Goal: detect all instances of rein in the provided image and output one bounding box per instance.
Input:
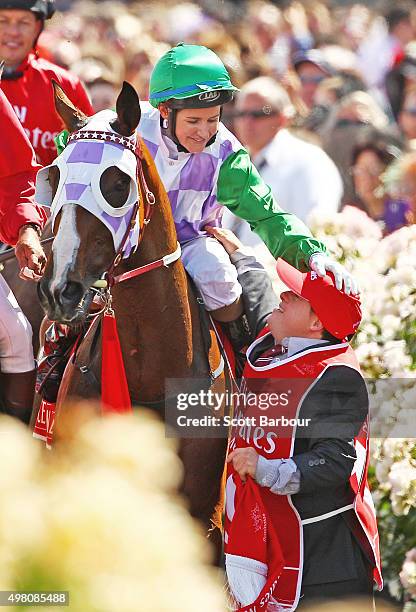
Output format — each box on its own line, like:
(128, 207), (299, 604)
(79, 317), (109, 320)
(101, 137), (181, 289)
(110, 242), (182, 286)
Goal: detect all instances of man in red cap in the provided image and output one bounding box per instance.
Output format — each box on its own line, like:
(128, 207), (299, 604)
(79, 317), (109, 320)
(207, 227), (382, 611)
(0, 84), (46, 422)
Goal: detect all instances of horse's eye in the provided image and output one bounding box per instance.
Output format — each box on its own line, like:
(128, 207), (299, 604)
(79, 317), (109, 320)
(115, 178), (130, 192)
(100, 168), (131, 208)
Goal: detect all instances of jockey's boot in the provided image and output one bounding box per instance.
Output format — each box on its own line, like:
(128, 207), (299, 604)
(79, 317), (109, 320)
(0, 369), (36, 425)
(211, 298), (251, 352)
(220, 314), (251, 378)
(220, 314), (251, 353)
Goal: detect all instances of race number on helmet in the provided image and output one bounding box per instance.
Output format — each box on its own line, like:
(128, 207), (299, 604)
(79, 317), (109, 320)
(149, 43), (238, 108)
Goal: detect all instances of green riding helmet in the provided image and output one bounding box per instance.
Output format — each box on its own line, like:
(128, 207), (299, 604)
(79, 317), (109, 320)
(149, 44), (237, 150)
(149, 43), (238, 109)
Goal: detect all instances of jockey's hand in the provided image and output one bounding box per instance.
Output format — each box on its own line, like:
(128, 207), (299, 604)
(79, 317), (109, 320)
(309, 252), (359, 296)
(227, 447), (259, 482)
(15, 225), (46, 279)
(205, 226), (244, 255)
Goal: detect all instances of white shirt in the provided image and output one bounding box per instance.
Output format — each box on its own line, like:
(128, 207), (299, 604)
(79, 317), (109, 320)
(254, 129), (342, 224)
(281, 336), (331, 359)
(222, 129), (342, 246)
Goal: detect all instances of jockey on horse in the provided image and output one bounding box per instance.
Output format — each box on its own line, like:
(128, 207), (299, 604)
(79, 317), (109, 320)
(0, 83), (46, 422)
(142, 44), (358, 341)
(50, 43), (359, 341)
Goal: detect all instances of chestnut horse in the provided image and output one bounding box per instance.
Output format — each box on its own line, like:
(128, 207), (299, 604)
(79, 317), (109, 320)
(35, 82), (229, 555)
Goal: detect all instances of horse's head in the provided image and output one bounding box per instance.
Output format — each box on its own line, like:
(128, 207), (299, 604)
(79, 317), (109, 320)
(37, 81), (141, 324)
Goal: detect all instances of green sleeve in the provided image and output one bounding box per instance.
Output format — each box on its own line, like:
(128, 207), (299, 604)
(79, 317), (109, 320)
(217, 150), (327, 271)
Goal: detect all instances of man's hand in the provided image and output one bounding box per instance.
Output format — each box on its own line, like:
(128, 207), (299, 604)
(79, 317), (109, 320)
(205, 226), (244, 255)
(227, 447), (259, 482)
(309, 252), (359, 295)
(15, 225), (46, 280)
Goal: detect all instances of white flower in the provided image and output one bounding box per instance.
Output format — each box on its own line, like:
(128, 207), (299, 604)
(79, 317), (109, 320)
(0, 414), (225, 610)
(389, 460), (416, 515)
(400, 549), (416, 598)
(380, 314), (401, 340)
(383, 340), (412, 375)
(375, 457), (393, 486)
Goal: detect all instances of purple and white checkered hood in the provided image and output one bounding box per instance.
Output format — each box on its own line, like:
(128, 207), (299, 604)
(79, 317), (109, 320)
(35, 110), (140, 259)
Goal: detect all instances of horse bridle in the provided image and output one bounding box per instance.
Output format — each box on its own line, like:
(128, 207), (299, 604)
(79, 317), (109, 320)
(63, 129), (182, 294)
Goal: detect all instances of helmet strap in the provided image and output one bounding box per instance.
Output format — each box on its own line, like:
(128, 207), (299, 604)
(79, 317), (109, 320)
(160, 107), (186, 151)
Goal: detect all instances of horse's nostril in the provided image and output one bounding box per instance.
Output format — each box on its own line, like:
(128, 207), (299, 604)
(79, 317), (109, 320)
(61, 281), (83, 305)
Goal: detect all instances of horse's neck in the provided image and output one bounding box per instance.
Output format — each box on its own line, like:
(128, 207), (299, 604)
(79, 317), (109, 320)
(110, 158), (209, 402)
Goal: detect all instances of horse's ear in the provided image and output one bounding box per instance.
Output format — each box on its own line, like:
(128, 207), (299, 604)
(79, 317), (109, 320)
(0, 61), (4, 81)
(52, 80), (88, 133)
(111, 81), (141, 137)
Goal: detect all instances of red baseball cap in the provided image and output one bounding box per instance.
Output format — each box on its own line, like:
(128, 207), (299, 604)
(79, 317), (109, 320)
(276, 259), (362, 340)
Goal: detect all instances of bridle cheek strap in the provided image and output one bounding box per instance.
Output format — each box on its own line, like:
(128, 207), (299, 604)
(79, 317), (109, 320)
(93, 136), (181, 290)
(101, 137), (157, 285)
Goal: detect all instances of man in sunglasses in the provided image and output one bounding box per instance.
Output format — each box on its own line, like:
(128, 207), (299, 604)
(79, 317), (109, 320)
(293, 49), (333, 111)
(224, 75), (342, 235)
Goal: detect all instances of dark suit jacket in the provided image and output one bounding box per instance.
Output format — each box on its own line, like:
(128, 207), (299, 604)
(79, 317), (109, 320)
(234, 254), (373, 586)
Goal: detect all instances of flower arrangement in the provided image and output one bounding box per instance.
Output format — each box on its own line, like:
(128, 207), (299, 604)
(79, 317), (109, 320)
(309, 207), (416, 605)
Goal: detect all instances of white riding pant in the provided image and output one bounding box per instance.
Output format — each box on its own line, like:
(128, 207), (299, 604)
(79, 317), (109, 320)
(0, 274), (35, 373)
(181, 236), (242, 311)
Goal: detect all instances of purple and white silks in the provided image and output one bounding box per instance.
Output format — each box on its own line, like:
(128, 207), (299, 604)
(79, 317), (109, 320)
(138, 101), (241, 244)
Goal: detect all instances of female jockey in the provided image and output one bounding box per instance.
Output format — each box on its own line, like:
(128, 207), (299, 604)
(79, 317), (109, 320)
(140, 44), (356, 334)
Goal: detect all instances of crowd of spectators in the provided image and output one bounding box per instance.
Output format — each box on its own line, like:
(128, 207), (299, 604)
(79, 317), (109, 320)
(32, 0), (416, 235)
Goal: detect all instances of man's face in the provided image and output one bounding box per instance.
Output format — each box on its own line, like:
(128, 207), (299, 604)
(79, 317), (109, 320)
(267, 290), (321, 342)
(296, 62), (327, 109)
(234, 92), (281, 154)
(0, 9), (41, 67)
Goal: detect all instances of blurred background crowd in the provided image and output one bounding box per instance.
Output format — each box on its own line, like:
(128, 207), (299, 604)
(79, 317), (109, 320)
(35, 0), (416, 237)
